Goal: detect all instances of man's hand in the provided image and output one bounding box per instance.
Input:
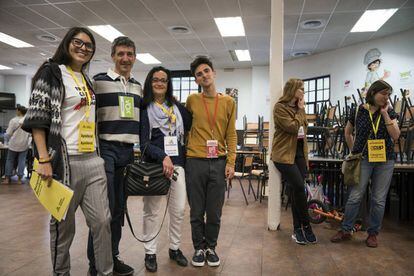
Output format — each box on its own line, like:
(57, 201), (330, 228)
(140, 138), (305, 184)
(225, 165), (235, 180)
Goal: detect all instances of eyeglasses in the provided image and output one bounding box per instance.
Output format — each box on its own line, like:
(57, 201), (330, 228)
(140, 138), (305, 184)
(71, 38), (94, 52)
(151, 78), (168, 84)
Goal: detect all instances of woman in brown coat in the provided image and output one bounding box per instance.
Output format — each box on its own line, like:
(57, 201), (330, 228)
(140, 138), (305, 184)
(271, 78), (316, 245)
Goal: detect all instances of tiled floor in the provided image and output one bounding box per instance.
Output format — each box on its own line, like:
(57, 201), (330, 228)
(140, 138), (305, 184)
(1, 179), (413, 276)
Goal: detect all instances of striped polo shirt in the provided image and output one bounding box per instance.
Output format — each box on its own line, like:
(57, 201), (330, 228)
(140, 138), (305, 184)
(93, 68), (142, 144)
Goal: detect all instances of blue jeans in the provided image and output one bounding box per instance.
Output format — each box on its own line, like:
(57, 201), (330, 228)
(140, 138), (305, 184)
(342, 159), (394, 235)
(5, 149), (28, 178)
(87, 140), (134, 267)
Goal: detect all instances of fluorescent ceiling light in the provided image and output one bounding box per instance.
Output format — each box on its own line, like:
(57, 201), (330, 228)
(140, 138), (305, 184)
(351, 9), (398, 32)
(136, 53), (161, 64)
(235, 50), (251, 61)
(0, 65), (12, 70)
(0, 32), (34, 48)
(88, 25), (124, 42)
(214, 17), (245, 37)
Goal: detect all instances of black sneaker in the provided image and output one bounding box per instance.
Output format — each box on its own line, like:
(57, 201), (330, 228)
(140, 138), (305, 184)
(303, 224), (317, 244)
(205, 248), (220, 267)
(191, 249), (205, 267)
(145, 254), (157, 273)
(292, 228), (307, 245)
(113, 257), (134, 275)
(169, 248), (188, 267)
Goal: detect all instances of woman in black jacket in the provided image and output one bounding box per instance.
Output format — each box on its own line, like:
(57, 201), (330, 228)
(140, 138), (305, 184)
(139, 66), (192, 272)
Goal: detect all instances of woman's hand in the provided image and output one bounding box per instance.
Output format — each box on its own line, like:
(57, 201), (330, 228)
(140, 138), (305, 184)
(297, 96), (305, 110)
(380, 102), (390, 116)
(37, 162), (53, 186)
(162, 156), (174, 179)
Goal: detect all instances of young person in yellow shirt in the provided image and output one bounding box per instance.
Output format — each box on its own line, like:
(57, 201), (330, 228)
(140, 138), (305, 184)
(185, 57), (236, 267)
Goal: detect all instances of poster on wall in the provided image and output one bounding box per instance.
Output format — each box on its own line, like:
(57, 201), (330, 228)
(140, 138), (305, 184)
(363, 48), (390, 94)
(225, 88), (238, 119)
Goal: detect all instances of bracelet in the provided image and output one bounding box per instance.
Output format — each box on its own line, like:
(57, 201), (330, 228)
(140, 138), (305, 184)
(38, 157), (51, 163)
(385, 122), (393, 126)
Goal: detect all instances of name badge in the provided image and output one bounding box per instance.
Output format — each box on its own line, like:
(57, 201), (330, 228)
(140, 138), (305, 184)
(298, 126), (305, 139)
(206, 140), (219, 158)
(164, 136), (179, 156)
(119, 95), (134, 119)
(368, 139), (386, 162)
(78, 121), (95, 152)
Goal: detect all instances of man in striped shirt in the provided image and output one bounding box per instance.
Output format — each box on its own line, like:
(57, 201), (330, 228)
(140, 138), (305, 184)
(87, 36), (141, 276)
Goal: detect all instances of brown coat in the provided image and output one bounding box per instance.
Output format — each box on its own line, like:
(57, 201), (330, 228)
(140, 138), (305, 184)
(271, 102), (308, 165)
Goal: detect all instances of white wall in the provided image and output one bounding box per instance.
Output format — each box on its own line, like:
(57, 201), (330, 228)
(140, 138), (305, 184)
(284, 28), (414, 106)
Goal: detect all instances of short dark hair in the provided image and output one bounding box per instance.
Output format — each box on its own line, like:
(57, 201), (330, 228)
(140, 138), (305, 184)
(142, 66), (177, 108)
(111, 36), (136, 56)
(17, 105), (27, 115)
(190, 56), (214, 77)
(365, 80), (393, 105)
(367, 59), (380, 70)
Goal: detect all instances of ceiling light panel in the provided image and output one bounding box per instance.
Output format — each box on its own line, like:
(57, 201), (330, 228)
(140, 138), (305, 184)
(136, 53), (161, 64)
(214, 17), (246, 37)
(88, 25), (124, 42)
(0, 32), (34, 48)
(351, 9), (398, 32)
(0, 65), (13, 70)
(235, 50), (251, 61)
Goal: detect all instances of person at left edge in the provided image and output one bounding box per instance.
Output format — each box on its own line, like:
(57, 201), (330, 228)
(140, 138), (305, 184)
(87, 37), (142, 276)
(22, 27), (113, 276)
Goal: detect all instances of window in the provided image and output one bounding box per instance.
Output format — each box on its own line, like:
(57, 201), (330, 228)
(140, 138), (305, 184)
(303, 75), (330, 114)
(171, 70), (200, 103)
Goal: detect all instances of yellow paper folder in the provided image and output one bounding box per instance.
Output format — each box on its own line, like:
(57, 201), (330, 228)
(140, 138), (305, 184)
(30, 160), (73, 221)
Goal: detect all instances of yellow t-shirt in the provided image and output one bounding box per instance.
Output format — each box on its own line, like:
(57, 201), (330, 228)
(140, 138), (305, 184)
(185, 93), (237, 166)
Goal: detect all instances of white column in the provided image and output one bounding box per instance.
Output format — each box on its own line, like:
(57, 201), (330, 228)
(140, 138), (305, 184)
(267, 0), (284, 230)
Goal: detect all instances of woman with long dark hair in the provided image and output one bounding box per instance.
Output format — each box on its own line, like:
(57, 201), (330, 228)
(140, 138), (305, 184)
(22, 27), (113, 275)
(271, 78), (317, 245)
(139, 66), (192, 272)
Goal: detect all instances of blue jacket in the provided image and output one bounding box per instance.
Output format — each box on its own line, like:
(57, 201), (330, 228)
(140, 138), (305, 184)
(139, 102), (192, 166)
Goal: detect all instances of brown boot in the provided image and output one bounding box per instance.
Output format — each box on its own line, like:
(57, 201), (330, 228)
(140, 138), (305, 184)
(366, 234), (378, 248)
(330, 230), (352, 243)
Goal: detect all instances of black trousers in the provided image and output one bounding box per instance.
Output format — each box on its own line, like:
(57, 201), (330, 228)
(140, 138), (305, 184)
(87, 140), (134, 267)
(275, 157), (309, 229)
(186, 158), (226, 250)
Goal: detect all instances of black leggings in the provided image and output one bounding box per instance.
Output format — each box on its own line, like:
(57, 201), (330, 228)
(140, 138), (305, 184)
(275, 157), (309, 229)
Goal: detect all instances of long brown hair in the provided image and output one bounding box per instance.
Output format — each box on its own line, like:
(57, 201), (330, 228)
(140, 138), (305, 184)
(278, 78), (303, 103)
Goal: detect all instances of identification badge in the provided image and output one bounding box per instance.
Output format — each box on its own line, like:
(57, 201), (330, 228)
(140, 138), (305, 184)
(206, 140), (219, 158)
(298, 126), (305, 139)
(78, 121), (95, 152)
(118, 95), (134, 119)
(164, 136), (179, 156)
(368, 139), (386, 162)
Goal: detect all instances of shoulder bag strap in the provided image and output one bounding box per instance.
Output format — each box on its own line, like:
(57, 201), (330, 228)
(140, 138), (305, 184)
(124, 192), (170, 243)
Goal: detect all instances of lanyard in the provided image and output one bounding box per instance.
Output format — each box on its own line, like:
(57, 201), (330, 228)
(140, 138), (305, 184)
(367, 104), (381, 138)
(201, 93), (219, 137)
(66, 66), (92, 119)
(155, 102), (176, 133)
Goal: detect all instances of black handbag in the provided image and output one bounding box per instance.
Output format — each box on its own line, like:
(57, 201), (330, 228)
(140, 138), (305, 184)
(123, 144), (177, 243)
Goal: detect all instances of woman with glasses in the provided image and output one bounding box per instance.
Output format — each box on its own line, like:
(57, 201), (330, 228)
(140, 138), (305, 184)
(139, 66), (192, 272)
(331, 80), (400, 247)
(22, 27), (113, 275)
